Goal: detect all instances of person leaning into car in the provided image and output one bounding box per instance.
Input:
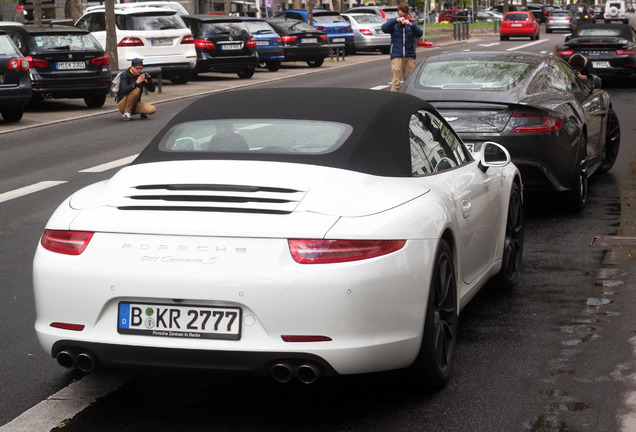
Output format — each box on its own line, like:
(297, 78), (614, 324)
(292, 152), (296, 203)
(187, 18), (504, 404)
(381, 3), (423, 92)
(117, 58), (156, 121)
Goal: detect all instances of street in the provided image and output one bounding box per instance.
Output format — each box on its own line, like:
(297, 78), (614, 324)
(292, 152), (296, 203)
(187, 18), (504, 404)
(2, 31), (636, 431)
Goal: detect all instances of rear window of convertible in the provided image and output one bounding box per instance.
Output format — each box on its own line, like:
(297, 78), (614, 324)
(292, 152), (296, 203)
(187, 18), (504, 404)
(158, 119), (353, 154)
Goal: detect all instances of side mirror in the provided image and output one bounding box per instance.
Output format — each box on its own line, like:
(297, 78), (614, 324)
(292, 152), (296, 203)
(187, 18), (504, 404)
(478, 141), (511, 172)
(565, 35), (571, 42)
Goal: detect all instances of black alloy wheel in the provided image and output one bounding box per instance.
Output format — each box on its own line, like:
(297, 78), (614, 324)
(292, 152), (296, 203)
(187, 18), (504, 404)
(237, 69), (255, 79)
(496, 182), (523, 291)
(306, 58), (324, 68)
(84, 95), (106, 108)
(597, 108), (620, 175)
(565, 135), (588, 212)
(1, 108), (24, 122)
(407, 239), (458, 389)
(266, 61), (281, 72)
(170, 71), (191, 84)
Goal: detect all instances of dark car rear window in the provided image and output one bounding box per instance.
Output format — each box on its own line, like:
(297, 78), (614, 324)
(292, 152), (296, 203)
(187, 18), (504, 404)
(550, 11), (571, 16)
(243, 20), (276, 34)
(575, 27), (628, 37)
(313, 13), (348, 23)
(505, 13), (530, 20)
(29, 32), (102, 51)
(117, 12), (186, 31)
(199, 22), (248, 37)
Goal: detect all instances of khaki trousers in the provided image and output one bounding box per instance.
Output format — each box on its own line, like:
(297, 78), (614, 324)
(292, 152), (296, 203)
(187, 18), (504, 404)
(390, 57), (416, 92)
(117, 87), (157, 115)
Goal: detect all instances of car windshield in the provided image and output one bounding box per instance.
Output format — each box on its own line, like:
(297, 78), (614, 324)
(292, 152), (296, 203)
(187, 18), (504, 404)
(0, 34), (20, 55)
(351, 14), (385, 24)
(158, 119), (352, 154)
(243, 20), (275, 34)
(200, 22), (246, 36)
(118, 12), (186, 30)
(416, 60), (530, 89)
(313, 14), (347, 23)
(29, 32), (102, 51)
(505, 13), (530, 20)
(575, 27), (626, 37)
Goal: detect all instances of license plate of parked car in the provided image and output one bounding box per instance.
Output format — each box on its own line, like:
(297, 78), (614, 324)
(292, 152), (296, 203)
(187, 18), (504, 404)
(117, 302), (241, 340)
(301, 38), (317, 44)
(333, 37), (345, 43)
(56, 61), (86, 70)
(592, 61), (610, 68)
(511, 23), (522, 27)
(151, 39), (173, 46)
(221, 44), (242, 50)
(256, 40), (269, 46)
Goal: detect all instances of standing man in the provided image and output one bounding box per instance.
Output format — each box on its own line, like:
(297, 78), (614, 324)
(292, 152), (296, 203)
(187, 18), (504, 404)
(117, 58), (156, 121)
(382, 3), (423, 92)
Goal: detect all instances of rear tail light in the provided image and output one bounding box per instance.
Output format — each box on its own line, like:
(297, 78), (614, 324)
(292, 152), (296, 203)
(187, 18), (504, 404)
(8, 57), (29, 71)
(41, 230), (94, 255)
(319, 34), (329, 42)
(314, 26), (327, 31)
(555, 49), (574, 56)
(510, 114), (562, 133)
(360, 29), (373, 36)
(26, 56), (48, 69)
(246, 37), (257, 48)
(380, 10), (387, 19)
(617, 49), (636, 55)
(565, 17), (571, 20)
(548, 17), (554, 21)
(288, 239), (406, 264)
(195, 39), (215, 49)
(181, 34), (195, 44)
(281, 35), (298, 43)
(117, 37), (144, 47)
(91, 54), (110, 66)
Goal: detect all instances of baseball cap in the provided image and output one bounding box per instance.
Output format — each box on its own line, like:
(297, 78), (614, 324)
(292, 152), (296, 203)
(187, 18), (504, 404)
(131, 58), (143, 67)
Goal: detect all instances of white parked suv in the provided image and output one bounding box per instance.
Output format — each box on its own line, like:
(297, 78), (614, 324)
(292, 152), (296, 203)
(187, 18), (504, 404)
(76, 4), (196, 83)
(604, 0), (629, 23)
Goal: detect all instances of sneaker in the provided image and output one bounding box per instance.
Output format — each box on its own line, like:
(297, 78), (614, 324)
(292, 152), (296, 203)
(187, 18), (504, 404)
(122, 112), (131, 121)
(140, 114), (148, 119)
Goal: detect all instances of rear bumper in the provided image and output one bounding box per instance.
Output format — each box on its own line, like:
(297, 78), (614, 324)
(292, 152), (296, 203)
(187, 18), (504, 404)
(195, 55), (259, 73)
(0, 83), (32, 107)
(283, 46), (330, 61)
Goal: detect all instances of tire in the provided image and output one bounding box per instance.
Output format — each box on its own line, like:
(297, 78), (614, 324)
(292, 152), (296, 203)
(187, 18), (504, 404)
(1, 108), (24, 122)
(565, 135), (588, 212)
(535, 31), (540, 40)
(346, 44), (357, 55)
(266, 61), (281, 72)
(237, 69), (255, 79)
(84, 95), (106, 108)
(495, 182), (523, 291)
(380, 46), (390, 55)
(500, 35), (508, 41)
(597, 108), (620, 175)
(306, 58), (324, 68)
(406, 239), (458, 390)
(170, 71), (191, 84)
(546, 28), (552, 33)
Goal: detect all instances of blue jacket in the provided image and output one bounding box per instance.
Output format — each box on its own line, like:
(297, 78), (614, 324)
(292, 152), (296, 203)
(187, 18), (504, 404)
(381, 18), (423, 59)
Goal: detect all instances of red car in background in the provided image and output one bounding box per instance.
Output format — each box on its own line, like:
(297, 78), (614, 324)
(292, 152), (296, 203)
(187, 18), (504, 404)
(438, 9), (470, 22)
(500, 11), (541, 40)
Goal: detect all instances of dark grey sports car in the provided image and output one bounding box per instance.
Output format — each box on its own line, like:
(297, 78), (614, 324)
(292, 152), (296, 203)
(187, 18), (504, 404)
(402, 51), (621, 211)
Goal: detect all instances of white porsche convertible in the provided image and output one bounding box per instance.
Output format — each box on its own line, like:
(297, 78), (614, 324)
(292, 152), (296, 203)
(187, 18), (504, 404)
(33, 88), (523, 389)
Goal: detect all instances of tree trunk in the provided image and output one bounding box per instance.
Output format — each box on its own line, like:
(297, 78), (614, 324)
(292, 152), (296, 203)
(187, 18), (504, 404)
(331, 0), (340, 13)
(33, 0), (42, 26)
(105, 0), (119, 71)
(224, 0), (230, 14)
(292, 0), (301, 9)
(64, 0), (83, 22)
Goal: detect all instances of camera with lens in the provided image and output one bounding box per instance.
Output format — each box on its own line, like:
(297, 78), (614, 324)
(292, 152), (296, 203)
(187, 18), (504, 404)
(143, 72), (151, 80)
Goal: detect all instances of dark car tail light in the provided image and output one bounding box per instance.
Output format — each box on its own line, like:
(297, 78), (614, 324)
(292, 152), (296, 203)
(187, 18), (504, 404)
(181, 34), (194, 44)
(195, 39), (215, 49)
(314, 26), (327, 31)
(510, 114), (562, 133)
(617, 49), (636, 56)
(41, 230), (94, 255)
(319, 34), (329, 41)
(360, 29), (373, 36)
(117, 37), (144, 47)
(246, 37), (257, 48)
(288, 239), (406, 264)
(26, 56), (48, 69)
(555, 49), (574, 56)
(91, 55), (110, 66)
(281, 35), (297, 43)
(8, 58), (29, 71)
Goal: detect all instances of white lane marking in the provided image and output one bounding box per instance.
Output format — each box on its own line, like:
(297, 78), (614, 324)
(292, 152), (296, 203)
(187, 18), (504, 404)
(0, 181), (67, 204)
(0, 371), (134, 432)
(479, 43), (500, 47)
(79, 155), (138, 173)
(506, 39), (548, 51)
(371, 85), (390, 90)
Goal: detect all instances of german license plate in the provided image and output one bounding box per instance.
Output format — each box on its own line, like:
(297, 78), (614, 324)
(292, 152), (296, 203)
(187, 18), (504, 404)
(56, 61), (86, 70)
(301, 38), (317, 44)
(221, 44), (242, 50)
(332, 37), (345, 43)
(117, 302), (241, 340)
(511, 23), (522, 27)
(151, 38), (173, 46)
(256, 40), (269, 46)
(592, 61), (610, 68)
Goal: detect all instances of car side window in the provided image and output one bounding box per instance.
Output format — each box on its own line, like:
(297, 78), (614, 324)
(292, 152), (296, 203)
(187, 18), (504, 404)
(76, 15), (90, 31)
(409, 110), (467, 176)
(555, 60), (586, 93)
(7, 32), (25, 54)
(546, 65), (569, 92)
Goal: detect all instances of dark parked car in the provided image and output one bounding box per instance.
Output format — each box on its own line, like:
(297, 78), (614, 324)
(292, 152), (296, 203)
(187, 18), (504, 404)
(0, 30), (31, 122)
(527, 4), (553, 23)
(566, 3), (596, 23)
(266, 18), (330, 68)
(273, 9), (354, 54)
(556, 23), (636, 81)
(181, 15), (258, 79)
(592, 4), (605, 20)
(0, 24), (110, 107)
(401, 51), (621, 211)
(240, 17), (284, 72)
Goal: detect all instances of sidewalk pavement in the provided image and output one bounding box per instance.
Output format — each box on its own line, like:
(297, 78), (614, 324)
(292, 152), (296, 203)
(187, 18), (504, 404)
(0, 31), (495, 135)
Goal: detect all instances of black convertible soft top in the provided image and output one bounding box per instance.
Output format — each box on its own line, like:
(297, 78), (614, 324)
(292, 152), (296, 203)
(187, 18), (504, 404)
(134, 88), (436, 177)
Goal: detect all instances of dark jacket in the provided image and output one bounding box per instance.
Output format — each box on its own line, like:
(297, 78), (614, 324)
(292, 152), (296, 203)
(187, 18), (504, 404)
(381, 18), (423, 59)
(116, 67), (155, 102)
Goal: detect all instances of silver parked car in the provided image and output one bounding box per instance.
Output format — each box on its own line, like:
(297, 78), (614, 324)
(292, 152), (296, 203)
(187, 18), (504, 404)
(344, 5), (398, 20)
(546, 9), (578, 33)
(341, 13), (391, 54)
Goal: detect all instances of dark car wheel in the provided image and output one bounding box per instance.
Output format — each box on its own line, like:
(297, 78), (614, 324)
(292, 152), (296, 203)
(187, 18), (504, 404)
(546, 28), (552, 33)
(496, 182), (523, 291)
(406, 239), (457, 390)
(1, 108), (24, 122)
(84, 95), (106, 108)
(307, 58), (324, 68)
(380, 46), (390, 54)
(500, 35), (509, 41)
(565, 135), (588, 212)
(170, 71), (191, 84)
(237, 69), (255, 79)
(597, 108), (621, 175)
(266, 61), (281, 72)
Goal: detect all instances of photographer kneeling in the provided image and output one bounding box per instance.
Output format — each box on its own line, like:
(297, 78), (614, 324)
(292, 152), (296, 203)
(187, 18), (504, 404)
(117, 58), (156, 121)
